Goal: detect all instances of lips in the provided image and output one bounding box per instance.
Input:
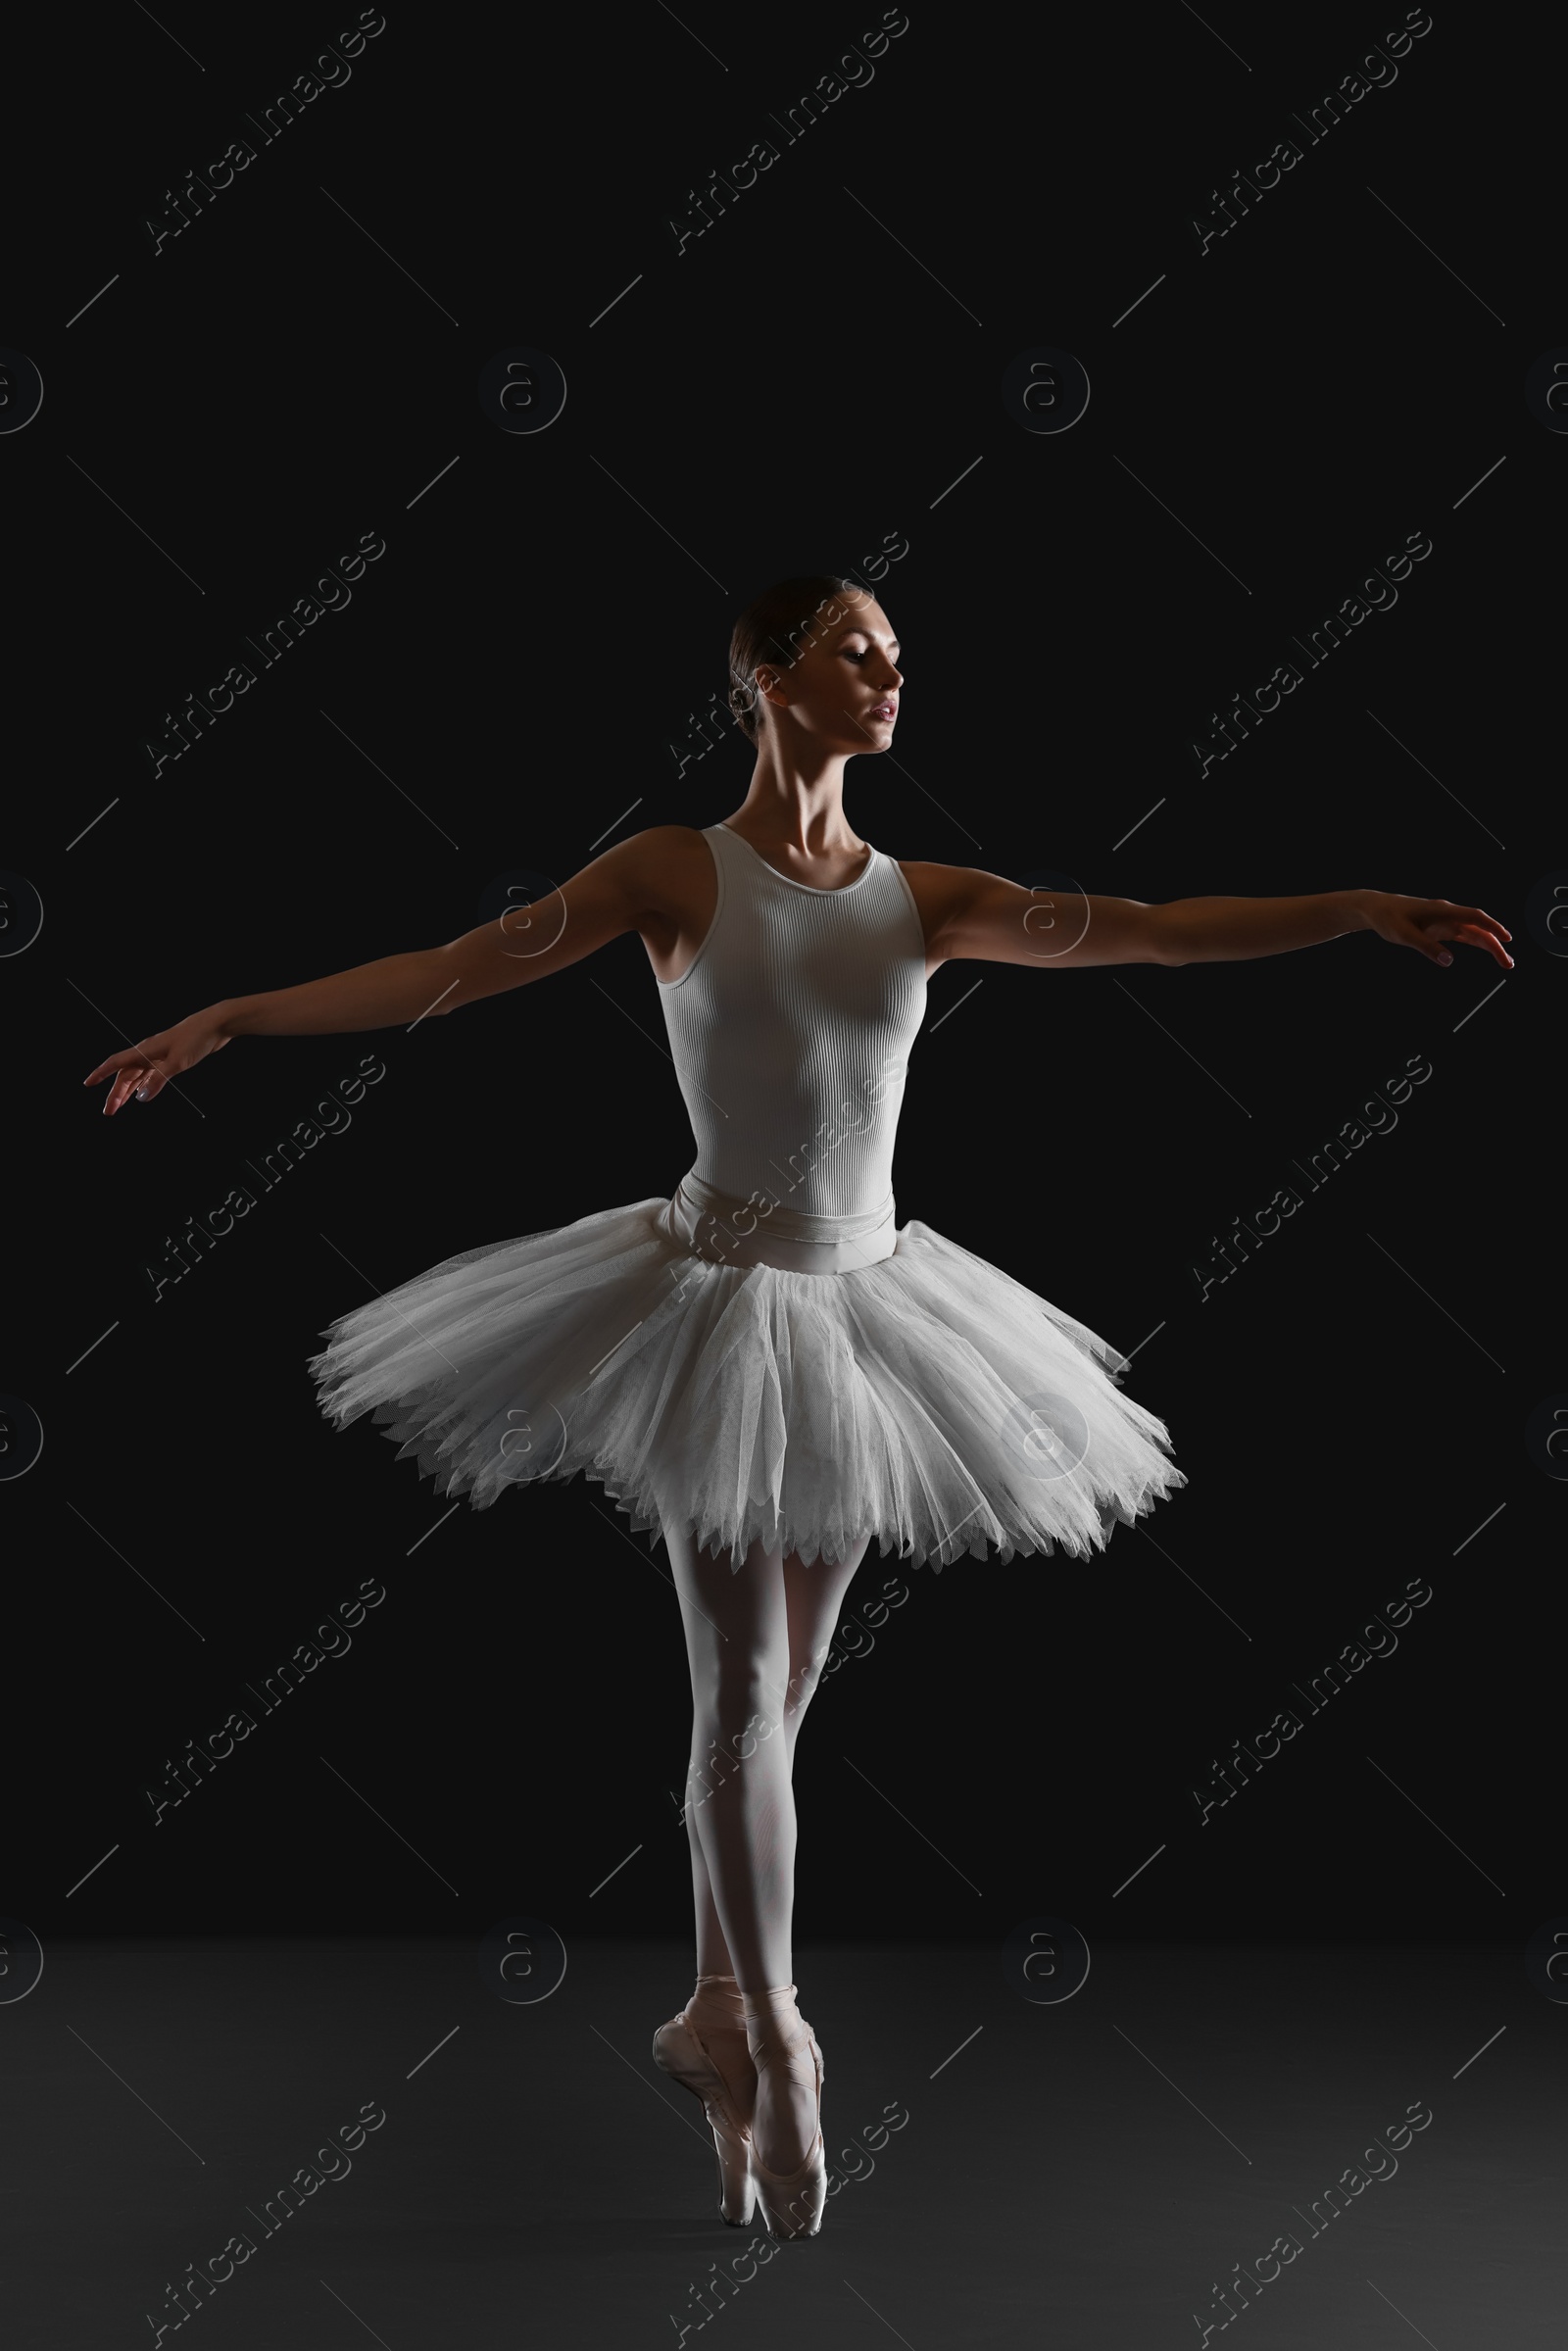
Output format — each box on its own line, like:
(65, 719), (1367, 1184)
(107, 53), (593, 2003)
(867, 701), (897, 721)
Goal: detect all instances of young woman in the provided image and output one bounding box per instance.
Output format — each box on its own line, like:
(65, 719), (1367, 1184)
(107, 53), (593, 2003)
(84, 573), (1511, 2242)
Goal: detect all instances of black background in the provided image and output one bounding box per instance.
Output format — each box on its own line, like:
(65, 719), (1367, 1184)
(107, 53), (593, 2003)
(10, 0), (1557, 1959)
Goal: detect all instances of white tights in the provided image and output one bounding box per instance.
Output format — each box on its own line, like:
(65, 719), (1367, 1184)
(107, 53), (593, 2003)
(664, 1524), (872, 2173)
(663, 1525), (872, 1993)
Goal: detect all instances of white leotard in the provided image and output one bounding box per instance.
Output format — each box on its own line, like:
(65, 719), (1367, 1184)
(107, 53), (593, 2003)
(657, 823), (928, 1223)
(316, 821), (1184, 1565)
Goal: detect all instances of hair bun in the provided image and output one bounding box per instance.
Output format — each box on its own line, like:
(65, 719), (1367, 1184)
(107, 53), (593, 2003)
(725, 574), (857, 748)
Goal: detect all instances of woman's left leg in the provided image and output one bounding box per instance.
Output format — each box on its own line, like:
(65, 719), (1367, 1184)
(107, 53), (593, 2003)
(672, 1530), (874, 2184)
(779, 1536), (873, 1768)
(682, 1535), (872, 1977)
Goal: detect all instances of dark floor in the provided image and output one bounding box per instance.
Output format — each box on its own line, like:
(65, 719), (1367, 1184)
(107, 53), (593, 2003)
(8, 1938), (1562, 2348)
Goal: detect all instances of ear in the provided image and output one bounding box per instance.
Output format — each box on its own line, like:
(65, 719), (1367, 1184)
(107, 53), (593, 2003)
(755, 667), (788, 708)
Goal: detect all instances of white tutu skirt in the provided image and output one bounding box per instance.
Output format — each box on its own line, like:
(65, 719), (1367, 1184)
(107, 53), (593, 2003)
(308, 1182), (1184, 1571)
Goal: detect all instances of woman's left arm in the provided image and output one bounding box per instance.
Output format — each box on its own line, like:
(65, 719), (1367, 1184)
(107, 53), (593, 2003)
(906, 867), (1514, 973)
(1151, 888), (1512, 969)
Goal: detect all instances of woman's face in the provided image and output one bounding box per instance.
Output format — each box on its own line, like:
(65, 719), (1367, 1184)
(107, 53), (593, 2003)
(757, 594), (903, 754)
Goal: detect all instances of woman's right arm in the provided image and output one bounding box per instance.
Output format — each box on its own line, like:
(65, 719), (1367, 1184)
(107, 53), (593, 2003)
(83, 825), (705, 1115)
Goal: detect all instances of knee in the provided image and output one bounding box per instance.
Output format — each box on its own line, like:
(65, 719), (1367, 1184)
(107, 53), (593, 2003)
(785, 1642), (831, 1714)
(702, 1655), (787, 1752)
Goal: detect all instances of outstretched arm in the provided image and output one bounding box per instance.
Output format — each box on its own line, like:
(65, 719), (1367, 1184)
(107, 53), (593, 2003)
(82, 827), (702, 1115)
(905, 866), (1513, 975)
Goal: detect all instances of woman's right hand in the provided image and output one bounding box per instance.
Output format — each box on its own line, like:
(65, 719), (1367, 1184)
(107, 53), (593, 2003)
(83, 1007), (233, 1116)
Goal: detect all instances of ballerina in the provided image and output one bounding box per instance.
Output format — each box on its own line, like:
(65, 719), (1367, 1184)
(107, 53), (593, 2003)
(84, 571), (1512, 2240)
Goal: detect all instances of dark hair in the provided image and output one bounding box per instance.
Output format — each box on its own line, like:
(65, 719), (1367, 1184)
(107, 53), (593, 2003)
(725, 574), (876, 743)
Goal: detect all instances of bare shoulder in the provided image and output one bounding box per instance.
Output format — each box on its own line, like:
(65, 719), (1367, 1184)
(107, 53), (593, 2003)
(591, 825), (717, 981)
(895, 858), (983, 906)
(893, 859), (1063, 973)
(618, 823), (712, 861)
(894, 857), (990, 939)
(586, 823), (711, 910)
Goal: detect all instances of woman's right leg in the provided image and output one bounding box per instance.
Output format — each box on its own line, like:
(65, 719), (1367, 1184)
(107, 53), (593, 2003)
(664, 1521), (819, 2173)
(683, 1536), (872, 1973)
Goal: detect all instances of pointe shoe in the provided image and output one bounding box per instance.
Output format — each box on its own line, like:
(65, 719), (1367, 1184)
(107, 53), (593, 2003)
(652, 1980), (757, 2226)
(744, 1984), (827, 2242)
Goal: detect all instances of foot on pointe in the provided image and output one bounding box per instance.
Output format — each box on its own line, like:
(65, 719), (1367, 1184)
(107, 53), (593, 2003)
(682, 1973), (757, 2127)
(743, 1984), (820, 2178)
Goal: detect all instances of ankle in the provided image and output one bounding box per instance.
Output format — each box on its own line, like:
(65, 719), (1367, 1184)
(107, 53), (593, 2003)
(741, 1983), (808, 2065)
(687, 1973), (747, 2031)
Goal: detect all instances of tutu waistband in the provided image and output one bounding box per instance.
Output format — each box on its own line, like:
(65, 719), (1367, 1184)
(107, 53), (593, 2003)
(661, 1168), (898, 1275)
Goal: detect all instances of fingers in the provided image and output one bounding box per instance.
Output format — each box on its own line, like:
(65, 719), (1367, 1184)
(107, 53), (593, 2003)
(86, 1037), (175, 1110)
(1409, 903), (1515, 973)
(1452, 904), (1510, 939)
(1437, 907), (1514, 969)
(103, 1059), (160, 1114)
(1401, 918), (1456, 966)
(1451, 922), (1514, 969)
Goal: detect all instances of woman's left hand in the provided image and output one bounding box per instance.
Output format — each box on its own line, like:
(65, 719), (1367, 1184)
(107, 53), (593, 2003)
(1359, 891), (1513, 970)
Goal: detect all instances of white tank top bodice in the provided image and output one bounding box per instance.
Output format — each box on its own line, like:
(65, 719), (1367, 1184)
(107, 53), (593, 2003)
(657, 823), (929, 1221)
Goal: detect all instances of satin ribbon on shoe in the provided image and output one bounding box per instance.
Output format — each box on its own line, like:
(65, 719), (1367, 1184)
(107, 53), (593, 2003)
(661, 1167), (898, 1276)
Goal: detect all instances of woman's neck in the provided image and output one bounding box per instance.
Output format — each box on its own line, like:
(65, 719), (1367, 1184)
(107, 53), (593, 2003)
(725, 755), (861, 856)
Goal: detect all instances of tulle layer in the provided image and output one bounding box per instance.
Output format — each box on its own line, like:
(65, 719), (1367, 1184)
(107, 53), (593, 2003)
(307, 1197), (1185, 1570)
